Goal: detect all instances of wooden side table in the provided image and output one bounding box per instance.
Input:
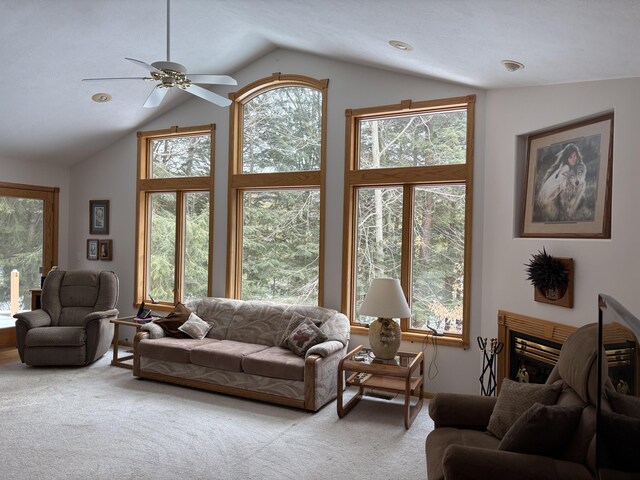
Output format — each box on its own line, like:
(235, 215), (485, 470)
(337, 345), (424, 429)
(110, 317), (149, 369)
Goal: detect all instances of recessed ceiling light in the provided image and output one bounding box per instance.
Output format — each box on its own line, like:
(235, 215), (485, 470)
(388, 40), (413, 51)
(91, 93), (112, 103)
(501, 60), (525, 72)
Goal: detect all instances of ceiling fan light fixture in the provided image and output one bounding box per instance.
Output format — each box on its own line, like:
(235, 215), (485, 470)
(501, 59), (525, 72)
(91, 93), (112, 103)
(388, 40), (413, 51)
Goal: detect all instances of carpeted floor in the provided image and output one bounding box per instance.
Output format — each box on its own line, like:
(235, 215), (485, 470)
(0, 352), (433, 479)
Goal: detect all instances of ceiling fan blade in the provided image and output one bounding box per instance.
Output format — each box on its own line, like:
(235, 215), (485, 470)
(143, 86), (169, 108)
(82, 77), (149, 81)
(183, 84), (231, 107)
(186, 74), (237, 86)
(125, 57), (164, 74)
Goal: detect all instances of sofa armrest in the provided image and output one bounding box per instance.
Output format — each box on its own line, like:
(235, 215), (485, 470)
(83, 308), (119, 326)
(133, 330), (150, 376)
(442, 445), (593, 480)
(304, 344), (348, 410)
(429, 393), (497, 429)
(14, 309), (52, 329)
(305, 340), (344, 358)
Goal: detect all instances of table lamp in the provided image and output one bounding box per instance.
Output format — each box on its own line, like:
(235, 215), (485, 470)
(359, 278), (411, 360)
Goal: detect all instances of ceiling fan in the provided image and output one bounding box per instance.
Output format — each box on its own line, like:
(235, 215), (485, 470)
(82, 0), (237, 108)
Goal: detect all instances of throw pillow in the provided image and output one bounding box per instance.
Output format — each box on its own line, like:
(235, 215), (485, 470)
(178, 312), (212, 339)
(154, 302), (191, 338)
(487, 379), (562, 438)
(599, 410), (640, 472)
(285, 321), (328, 357)
(606, 388), (640, 419)
(498, 403), (583, 457)
(279, 313), (322, 348)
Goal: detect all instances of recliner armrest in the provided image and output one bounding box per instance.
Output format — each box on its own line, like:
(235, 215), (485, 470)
(429, 392), (497, 429)
(83, 309), (119, 326)
(13, 309), (52, 329)
(442, 445), (593, 480)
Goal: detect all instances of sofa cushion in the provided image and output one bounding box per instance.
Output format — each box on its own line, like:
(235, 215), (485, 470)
(226, 301), (290, 346)
(178, 312), (212, 339)
(25, 326), (86, 347)
(607, 388), (640, 418)
(242, 346), (306, 381)
(498, 403), (583, 458)
(598, 410), (640, 472)
(487, 379), (562, 438)
(154, 303), (191, 338)
(189, 297), (238, 340)
(190, 340), (269, 372)
(137, 337), (216, 363)
(285, 321), (327, 357)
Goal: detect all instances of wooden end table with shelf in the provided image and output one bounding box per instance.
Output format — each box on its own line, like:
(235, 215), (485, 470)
(337, 345), (424, 429)
(110, 316), (151, 369)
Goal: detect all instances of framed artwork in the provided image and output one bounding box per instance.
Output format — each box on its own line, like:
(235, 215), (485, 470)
(86, 239), (99, 260)
(99, 239), (113, 261)
(521, 113), (614, 238)
(89, 200), (109, 235)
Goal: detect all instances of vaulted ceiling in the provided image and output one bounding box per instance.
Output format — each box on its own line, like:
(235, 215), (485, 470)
(3, 0), (640, 166)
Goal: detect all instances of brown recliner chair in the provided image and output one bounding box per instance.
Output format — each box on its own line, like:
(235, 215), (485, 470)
(426, 323), (602, 480)
(14, 269), (119, 366)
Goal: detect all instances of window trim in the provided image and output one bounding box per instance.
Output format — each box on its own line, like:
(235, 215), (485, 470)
(341, 95), (475, 348)
(134, 124), (215, 312)
(226, 73), (329, 305)
(0, 181), (59, 275)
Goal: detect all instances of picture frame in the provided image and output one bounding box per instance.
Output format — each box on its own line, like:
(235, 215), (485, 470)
(99, 239), (113, 261)
(521, 113), (614, 238)
(89, 200), (109, 235)
(86, 239), (99, 260)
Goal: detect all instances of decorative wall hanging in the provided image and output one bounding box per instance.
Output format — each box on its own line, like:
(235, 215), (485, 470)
(521, 113), (613, 238)
(89, 200), (109, 235)
(99, 239), (113, 261)
(86, 239), (98, 260)
(525, 248), (574, 308)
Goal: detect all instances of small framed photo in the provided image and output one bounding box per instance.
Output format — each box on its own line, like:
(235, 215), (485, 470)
(99, 239), (113, 261)
(90, 200), (109, 235)
(87, 239), (99, 260)
(521, 113), (614, 238)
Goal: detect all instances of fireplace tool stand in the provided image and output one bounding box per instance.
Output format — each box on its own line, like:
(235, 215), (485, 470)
(478, 337), (504, 396)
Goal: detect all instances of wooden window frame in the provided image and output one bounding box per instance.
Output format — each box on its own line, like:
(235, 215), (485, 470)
(134, 124), (215, 312)
(226, 72), (329, 305)
(341, 96), (476, 348)
(0, 181), (59, 275)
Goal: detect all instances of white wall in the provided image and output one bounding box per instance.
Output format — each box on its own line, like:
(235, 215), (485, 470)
(481, 78), (640, 341)
(0, 156), (70, 269)
(68, 49), (486, 394)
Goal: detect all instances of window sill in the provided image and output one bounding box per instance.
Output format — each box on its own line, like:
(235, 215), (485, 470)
(349, 325), (468, 349)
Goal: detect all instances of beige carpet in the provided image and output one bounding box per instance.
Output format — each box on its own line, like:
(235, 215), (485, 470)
(0, 351), (433, 479)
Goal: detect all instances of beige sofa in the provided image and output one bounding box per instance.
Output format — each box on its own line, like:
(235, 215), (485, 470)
(133, 297), (350, 411)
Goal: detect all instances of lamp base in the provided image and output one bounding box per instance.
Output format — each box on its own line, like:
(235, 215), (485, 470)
(369, 317), (401, 360)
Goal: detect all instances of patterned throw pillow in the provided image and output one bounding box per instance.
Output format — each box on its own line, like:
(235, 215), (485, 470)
(154, 302), (191, 338)
(279, 313), (322, 347)
(285, 321), (328, 357)
(498, 403), (583, 457)
(487, 379), (562, 438)
(178, 312), (212, 339)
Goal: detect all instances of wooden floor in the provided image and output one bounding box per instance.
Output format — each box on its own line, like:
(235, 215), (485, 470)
(0, 346), (19, 365)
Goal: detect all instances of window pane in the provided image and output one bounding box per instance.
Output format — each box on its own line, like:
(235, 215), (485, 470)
(150, 134), (210, 178)
(148, 193), (176, 302)
(0, 197), (43, 315)
(359, 109), (467, 169)
(182, 192), (210, 303)
(242, 87), (322, 173)
(354, 187), (403, 324)
(241, 190), (319, 304)
(411, 185), (465, 334)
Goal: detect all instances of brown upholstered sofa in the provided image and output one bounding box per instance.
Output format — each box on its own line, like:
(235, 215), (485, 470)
(426, 323), (604, 480)
(14, 269), (119, 366)
(133, 297), (350, 411)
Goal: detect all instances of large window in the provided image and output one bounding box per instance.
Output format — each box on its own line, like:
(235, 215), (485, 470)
(228, 73), (328, 305)
(0, 182), (58, 316)
(135, 125), (214, 311)
(343, 96), (475, 347)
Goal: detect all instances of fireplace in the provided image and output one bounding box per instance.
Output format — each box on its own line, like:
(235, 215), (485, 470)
(497, 310), (638, 393)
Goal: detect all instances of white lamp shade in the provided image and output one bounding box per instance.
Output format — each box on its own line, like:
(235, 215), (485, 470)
(359, 278), (411, 319)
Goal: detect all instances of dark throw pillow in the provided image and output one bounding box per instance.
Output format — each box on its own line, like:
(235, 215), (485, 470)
(285, 321), (328, 357)
(498, 403), (583, 458)
(487, 379), (562, 438)
(599, 410), (640, 472)
(279, 313), (322, 348)
(154, 302), (191, 338)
